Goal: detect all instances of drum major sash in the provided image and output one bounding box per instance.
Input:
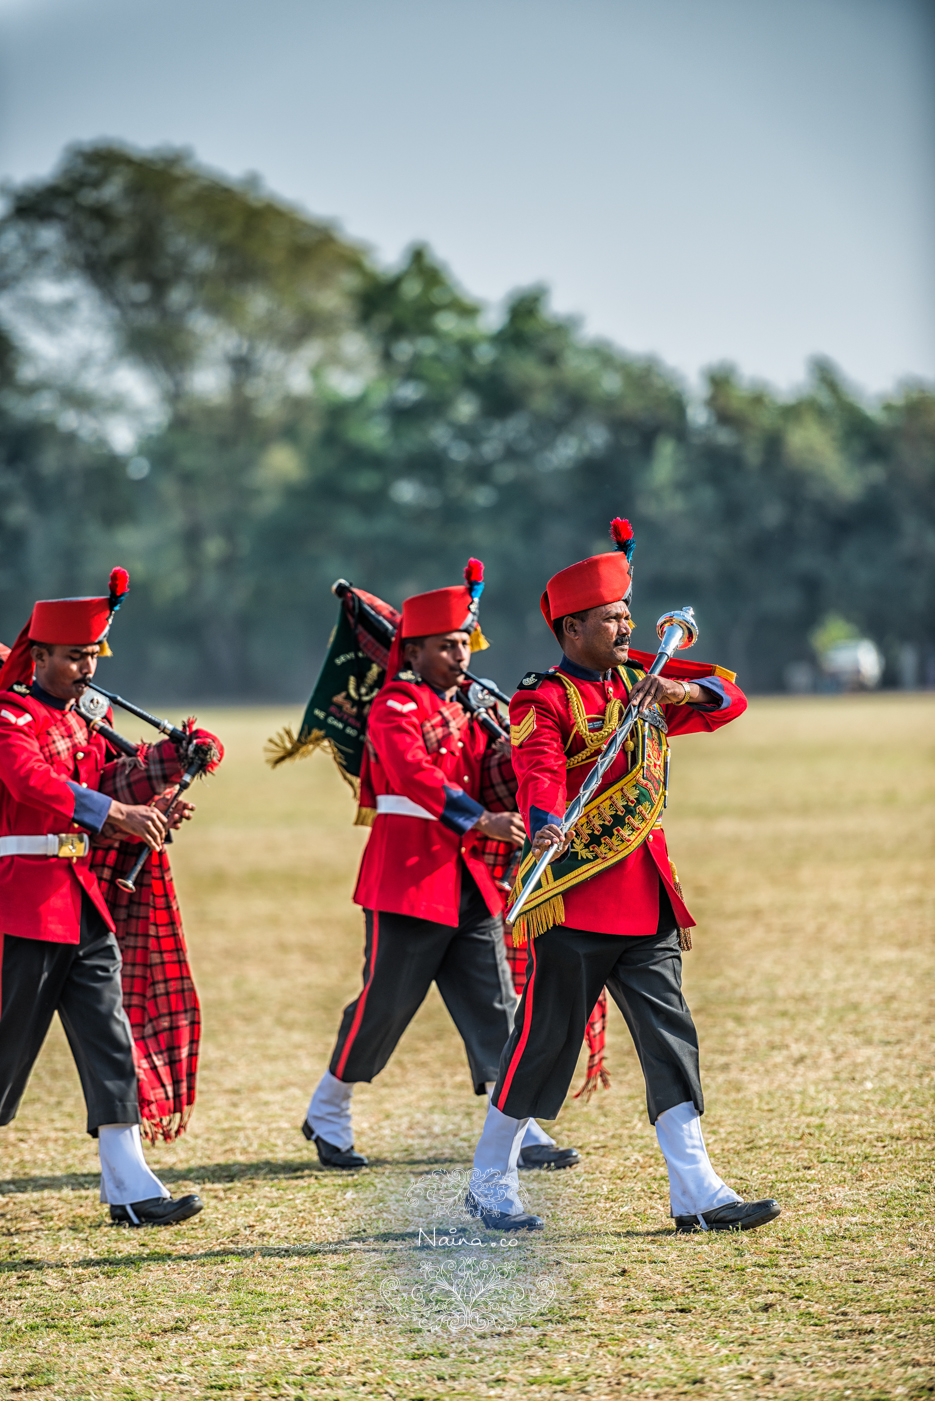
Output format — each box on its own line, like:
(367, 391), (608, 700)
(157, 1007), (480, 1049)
(509, 670), (669, 943)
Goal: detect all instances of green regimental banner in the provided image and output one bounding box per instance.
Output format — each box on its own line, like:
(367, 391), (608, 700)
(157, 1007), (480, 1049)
(265, 604), (384, 789)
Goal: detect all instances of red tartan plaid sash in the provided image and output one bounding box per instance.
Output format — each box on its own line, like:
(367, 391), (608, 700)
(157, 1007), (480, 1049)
(93, 738), (203, 1142)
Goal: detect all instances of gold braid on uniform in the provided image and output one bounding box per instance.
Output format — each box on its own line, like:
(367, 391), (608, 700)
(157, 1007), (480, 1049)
(553, 672), (624, 770)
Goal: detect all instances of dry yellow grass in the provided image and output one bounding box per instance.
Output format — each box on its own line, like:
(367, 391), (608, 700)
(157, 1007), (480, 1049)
(1, 693), (933, 1401)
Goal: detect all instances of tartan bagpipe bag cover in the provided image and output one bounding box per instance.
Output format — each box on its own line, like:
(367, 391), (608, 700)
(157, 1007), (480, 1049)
(93, 738), (204, 1142)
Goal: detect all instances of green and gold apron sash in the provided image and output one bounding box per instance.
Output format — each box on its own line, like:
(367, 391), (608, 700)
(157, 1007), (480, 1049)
(509, 667), (669, 944)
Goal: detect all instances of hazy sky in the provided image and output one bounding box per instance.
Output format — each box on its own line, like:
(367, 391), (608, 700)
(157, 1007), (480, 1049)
(1, 0), (932, 394)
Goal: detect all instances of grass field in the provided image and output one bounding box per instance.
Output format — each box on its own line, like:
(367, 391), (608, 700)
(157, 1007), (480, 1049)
(1, 693), (933, 1401)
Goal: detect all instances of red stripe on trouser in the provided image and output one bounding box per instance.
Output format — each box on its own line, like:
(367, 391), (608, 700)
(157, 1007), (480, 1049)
(495, 933), (537, 1110)
(334, 912), (380, 1081)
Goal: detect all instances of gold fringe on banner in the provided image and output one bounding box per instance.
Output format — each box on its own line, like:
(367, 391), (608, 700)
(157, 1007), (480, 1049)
(264, 727), (360, 796)
(264, 724), (326, 767)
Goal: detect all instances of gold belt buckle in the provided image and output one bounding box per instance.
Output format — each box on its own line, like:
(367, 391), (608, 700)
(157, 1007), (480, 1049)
(57, 832), (89, 859)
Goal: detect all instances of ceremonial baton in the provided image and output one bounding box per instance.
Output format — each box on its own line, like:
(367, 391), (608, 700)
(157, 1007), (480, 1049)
(506, 606), (699, 927)
(115, 745), (214, 894)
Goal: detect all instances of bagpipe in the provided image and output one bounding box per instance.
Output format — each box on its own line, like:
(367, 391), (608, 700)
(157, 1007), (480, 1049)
(265, 578), (513, 789)
(77, 684), (220, 892)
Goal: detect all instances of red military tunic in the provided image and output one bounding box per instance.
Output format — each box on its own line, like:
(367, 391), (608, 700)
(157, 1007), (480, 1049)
(353, 674), (502, 926)
(0, 685), (115, 943)
(509, 652), (747, 936)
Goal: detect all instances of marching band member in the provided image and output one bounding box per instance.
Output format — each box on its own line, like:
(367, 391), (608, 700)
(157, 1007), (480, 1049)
(0, 573), (202, 1226)
(467, 521), (781, 1233)
(303, 562), (578, 1170)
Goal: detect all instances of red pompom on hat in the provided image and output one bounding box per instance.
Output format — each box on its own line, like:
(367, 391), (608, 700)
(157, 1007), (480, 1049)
(540, 518), (635, 630)
(0, 567), (130, 692)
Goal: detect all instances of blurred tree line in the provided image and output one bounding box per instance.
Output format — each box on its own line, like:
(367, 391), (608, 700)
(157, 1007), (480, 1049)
(0, 143), (932, 699)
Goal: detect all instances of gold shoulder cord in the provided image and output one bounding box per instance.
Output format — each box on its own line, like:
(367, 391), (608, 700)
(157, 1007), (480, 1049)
(553, 671), (627, 771)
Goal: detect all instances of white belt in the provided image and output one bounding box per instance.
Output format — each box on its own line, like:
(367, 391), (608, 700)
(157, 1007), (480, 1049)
(0, 833), (90, 859)
(375, 794), (437, 821)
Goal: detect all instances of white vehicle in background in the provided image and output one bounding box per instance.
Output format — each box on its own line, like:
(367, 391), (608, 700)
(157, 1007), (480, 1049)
(820, 638), (883, 690)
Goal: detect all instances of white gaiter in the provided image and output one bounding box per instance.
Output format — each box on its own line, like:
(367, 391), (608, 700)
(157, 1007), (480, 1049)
(654, 1101), (742, 1219)
(307, 1070), (355, 1151)
(485, 1083), (554, 1148)
(98, 1124), (169, 1206)
(471, 1102), (529, 1215)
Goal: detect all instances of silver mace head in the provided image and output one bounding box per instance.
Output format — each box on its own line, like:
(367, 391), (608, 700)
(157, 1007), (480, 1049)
(655, 605), (699, 654)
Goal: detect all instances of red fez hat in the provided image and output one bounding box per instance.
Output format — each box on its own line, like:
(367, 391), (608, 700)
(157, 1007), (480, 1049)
(540, 518), (635, 629)
(401, 558), (487, 644)
(384, 558), (488, 684)
(0, 567), (130, 692)
(402, 585), (474, 638)
(28, 596), (114, 646)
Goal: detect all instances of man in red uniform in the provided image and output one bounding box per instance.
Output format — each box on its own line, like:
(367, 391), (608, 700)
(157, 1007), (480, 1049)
(302, 566), (578, 1170)
(0, 574), (202, 1226)
(467, 521), (781, 1233)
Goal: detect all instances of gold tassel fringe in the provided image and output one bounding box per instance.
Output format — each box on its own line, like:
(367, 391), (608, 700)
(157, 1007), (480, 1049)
(354, 806), (376, 827)
(470, 628), (490, 652)
(98, 639), (113, 657)
(511, 892), (565, 945)
(668, 857), (693, 950)
(264, 724), (327, 767)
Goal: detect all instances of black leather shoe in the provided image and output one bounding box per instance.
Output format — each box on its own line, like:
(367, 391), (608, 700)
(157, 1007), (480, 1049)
(518, 1144), (580, 1170)
(674, 1199), (781, 1234)
(304, 1124), (368, 1169)
(465, 1190), (544, 1232)
(110, 1195), (202, 1227)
